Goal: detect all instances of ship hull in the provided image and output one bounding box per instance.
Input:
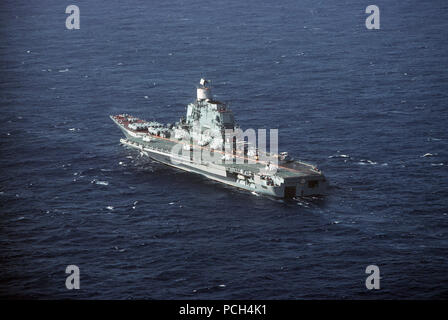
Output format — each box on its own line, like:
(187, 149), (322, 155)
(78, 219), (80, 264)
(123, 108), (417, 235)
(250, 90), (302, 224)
(111, 115), (327, 198)
(119, 136), (327, 198)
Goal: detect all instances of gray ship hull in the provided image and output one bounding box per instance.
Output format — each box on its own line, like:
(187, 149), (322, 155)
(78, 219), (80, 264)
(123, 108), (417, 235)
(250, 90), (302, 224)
(115, 121), (327, 198)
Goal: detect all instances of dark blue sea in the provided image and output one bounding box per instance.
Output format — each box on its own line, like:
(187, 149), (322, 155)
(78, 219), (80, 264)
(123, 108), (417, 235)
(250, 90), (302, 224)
(1, 0), (447, 299)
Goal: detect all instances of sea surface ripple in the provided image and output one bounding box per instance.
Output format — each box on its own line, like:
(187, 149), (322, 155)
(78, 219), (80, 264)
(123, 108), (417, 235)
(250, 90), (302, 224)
(0, 0), (447, 299)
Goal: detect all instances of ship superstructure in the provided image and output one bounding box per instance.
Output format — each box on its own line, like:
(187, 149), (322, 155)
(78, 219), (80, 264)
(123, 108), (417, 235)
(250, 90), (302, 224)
(110, 79), (327, 198)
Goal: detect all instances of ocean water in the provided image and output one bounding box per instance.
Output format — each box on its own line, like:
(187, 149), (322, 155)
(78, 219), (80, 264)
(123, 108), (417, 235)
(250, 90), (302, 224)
(0, 0), (447, 299)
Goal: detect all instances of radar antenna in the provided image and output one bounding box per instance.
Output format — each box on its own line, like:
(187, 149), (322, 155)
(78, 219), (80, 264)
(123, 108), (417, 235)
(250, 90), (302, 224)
(197, 78), (212, 101)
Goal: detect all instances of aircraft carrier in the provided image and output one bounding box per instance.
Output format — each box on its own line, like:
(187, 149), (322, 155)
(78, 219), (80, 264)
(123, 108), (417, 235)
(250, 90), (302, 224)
(110, 79), (327, 198)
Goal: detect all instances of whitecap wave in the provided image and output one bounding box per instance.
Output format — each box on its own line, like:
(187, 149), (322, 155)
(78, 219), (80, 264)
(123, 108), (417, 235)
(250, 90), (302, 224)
(329, 154), (349, 159)
(421, 153), (436, 157)
(357, 159), (377, 165)
(91, 179), (109, 186)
